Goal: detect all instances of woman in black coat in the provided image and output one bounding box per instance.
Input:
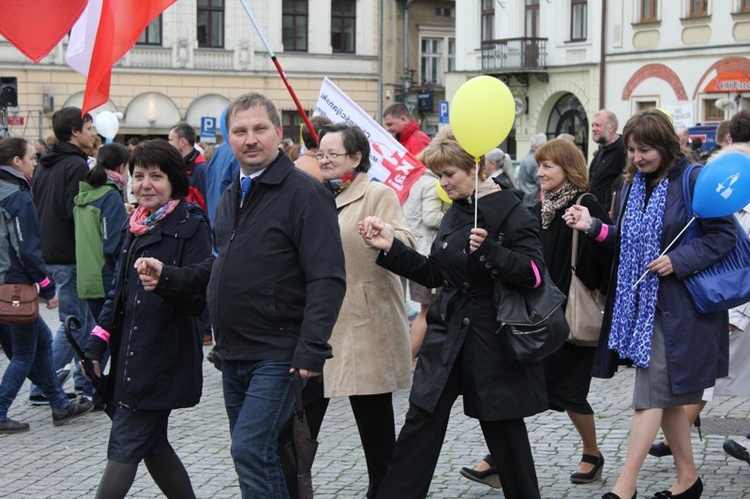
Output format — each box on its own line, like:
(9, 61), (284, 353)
(461, 138), (614, 487)
(358, 128), (547, 499)
(84, 140), (212, 499)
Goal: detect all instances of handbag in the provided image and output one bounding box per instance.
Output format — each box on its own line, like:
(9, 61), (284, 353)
(680, 164), (750, 314)
(494, 267), (570, 364)
(0, 283), (39, 324)
(565, 194), (607, 346)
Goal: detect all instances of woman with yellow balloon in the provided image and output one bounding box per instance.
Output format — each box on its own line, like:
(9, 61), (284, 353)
(357, 77), (546, 499)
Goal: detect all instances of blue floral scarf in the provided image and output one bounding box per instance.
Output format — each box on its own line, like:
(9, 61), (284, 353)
(608, 172), (669, 367)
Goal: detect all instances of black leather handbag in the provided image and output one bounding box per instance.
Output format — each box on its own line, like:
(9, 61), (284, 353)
(494, 269), (570, 365)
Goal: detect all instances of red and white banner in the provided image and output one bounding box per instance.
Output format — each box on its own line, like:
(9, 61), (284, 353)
(314, 78), (426, 204)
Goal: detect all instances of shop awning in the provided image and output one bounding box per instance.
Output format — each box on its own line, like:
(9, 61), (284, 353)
(705, 71), (750, 93)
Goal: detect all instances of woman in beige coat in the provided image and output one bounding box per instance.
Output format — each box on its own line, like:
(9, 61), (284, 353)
(311, 122), (415, 498)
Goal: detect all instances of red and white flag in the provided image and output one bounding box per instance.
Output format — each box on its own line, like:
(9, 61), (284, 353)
(0, 1), (87, 63)
(66, 0), (176, 115)
(2, 0), (174, 115)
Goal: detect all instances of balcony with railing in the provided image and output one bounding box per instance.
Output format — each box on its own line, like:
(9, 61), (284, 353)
(481, 38), (548, 72)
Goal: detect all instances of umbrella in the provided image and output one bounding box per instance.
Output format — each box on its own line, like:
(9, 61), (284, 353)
(282, 372), (318, 499)
(63, 315), (113, 418)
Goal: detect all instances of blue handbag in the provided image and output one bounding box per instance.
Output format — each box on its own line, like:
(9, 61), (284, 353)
(680, 163), (750, 314)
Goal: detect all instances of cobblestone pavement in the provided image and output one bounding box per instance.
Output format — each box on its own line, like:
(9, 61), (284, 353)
(1, 307), (749, 498)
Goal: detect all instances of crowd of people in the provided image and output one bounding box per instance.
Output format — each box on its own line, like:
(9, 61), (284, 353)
(0, 95), (748, 499)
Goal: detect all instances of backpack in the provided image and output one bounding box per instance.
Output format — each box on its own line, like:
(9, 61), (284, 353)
(0, 181), (22, 282)
(186, 186), (207, 213)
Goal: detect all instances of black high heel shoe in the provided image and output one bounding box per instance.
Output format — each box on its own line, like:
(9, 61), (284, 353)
(459, 454), (501, 489)
(602, 491), (636, 499)
(570, 452), (604, 483)
(650, 477), (703, 498)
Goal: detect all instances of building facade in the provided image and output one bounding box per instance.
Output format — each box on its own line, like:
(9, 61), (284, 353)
(449, 0), (750, 161)
(0, 0), (454, 142)
(606, 0), (750, 136)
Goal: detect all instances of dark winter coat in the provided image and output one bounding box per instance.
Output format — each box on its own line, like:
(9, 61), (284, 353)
(377, 189), (548, 420)
(89, 200), (212, 411)
(592, 159), (736, 395)
(533, 193), (613, 297)
(32, 141), (90, 264)
(208, 151), (346, 373)
(0, 167), (55, 300)
(589, 135), (627, 212)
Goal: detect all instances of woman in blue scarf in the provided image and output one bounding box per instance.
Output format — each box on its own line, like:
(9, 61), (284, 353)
(565, 109), (736, 499)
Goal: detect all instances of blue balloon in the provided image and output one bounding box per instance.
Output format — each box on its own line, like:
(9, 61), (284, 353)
(219, 106), (228, 142)
(693, 151), (750, 218)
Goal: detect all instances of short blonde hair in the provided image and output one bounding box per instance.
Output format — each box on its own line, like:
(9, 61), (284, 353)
(422, 126), (485, 178)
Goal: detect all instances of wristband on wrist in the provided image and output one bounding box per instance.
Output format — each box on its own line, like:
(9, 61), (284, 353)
(584, 218), (596, 237)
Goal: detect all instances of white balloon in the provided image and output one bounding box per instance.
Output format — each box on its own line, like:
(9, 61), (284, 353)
(94, 111), (120, 139)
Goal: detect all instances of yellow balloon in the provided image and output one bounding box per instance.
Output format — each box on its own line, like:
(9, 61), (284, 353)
(656, 107), (674, 126)
(436, 183), (452, 205)
(450, 76), (515, 158)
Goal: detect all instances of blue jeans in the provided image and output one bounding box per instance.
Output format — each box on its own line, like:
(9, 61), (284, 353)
(221, 359), (296, 499)
(30, 264), (96, 398)
(0, 317), (69, 419)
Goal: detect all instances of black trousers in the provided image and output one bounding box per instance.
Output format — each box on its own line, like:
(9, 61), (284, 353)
(375, 358), (541, 499)
(281, 377), (396, 498)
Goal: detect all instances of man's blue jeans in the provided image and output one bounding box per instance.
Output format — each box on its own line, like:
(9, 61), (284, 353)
(30, 264), (95, 398)
(0, 317), (68, 419)
(221, 359), (296, 499)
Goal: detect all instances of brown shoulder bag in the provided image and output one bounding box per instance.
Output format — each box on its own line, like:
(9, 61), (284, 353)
(0, 283), (39, 325)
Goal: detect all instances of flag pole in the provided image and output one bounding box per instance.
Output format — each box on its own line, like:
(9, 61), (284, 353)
(238, 0), (319, 146)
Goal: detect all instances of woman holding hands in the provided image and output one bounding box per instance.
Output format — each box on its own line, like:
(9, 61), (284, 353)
(358, 128), (547, 499)
(566, 109), (736, 499)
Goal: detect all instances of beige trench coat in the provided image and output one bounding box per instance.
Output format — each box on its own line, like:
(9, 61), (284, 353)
(323, 173), (416, 398)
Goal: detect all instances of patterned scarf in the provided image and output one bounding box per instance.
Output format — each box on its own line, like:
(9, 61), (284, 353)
(540, 182), (583, 229)
(324, 171), (358, 197)
(608, 173), (669, 367)
(129, 199), (180, 235)
(106, 169), (127, 191)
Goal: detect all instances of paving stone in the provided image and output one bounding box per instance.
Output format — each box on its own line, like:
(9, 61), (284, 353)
(1, 307), (749, 497)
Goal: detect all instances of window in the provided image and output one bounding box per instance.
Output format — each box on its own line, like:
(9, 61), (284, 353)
(421, 38), (442, 85)
(448, 38), (456, 73)
(481, 0), (494, 42)
(283, 0), (308, 52)
(570, 0), (587, 41)
(436, 7), (453, 17)
(742, 0), (750, 12)
(282, 109), (313, 134)
(197, 0), (224, 48)
(526, 0), (540, 37)
(636, 100), (657, 111)
(420, 36), (455, 86)
(704, 99), (724, 121)
(690, 0), (708, 16)
(137, 16), (162, 45)
(641, 0), (658, 22)
(331, 0), (355, 53)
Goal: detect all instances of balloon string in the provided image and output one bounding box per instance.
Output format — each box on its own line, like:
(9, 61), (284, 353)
(474, 158), (480, 229)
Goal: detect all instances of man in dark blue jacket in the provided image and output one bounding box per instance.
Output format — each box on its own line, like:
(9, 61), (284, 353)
(29, 107), (97, 404)
(135, 92), (346, 498)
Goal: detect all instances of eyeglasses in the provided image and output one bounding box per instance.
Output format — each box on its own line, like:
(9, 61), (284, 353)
(313, 151), (349, 161)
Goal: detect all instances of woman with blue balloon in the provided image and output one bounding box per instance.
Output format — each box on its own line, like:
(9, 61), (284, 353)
(566, 108), (737, 499)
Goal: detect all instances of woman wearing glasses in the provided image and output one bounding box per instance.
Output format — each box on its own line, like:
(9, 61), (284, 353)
(310, 122), (416, 498)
